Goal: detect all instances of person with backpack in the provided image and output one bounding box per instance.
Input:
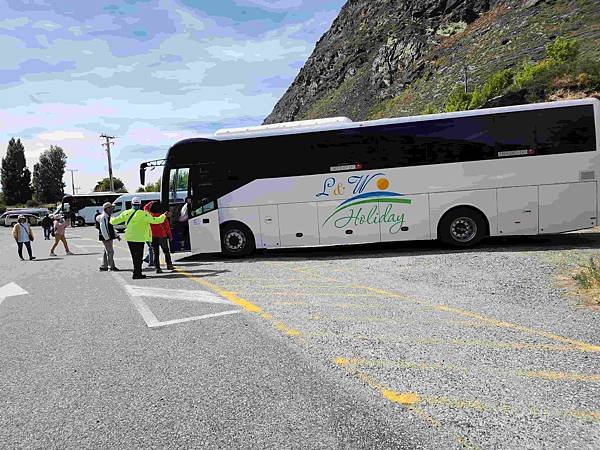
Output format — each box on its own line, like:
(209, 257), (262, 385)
(12, 215), (36, 261)
(110, 197), (167, 280)
(97, 202), (121, 272)
(144, 201), (174, 273)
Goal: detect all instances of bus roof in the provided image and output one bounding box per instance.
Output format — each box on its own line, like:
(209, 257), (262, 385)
(206, 98), (600, 141)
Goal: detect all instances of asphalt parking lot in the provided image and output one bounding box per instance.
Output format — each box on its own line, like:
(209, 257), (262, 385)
(1, 225), (598, 449)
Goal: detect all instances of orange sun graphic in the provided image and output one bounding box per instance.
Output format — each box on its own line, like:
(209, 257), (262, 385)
(377, 177), (390, 190)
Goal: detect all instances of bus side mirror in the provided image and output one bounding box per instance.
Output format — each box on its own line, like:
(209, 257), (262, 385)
(140, 166), (146, 185)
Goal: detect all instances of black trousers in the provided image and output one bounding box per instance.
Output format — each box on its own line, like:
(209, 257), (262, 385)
(17, 241), (33, 259)
(152, 237), (173, 270)
(127, 241), (145, 277)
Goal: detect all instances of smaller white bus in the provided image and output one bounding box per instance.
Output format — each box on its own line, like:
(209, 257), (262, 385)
(57, 193), (121, 226)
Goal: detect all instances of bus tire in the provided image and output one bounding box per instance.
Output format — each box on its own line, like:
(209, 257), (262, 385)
(221, 222), (255, 257)
(438, 207), (488, 248)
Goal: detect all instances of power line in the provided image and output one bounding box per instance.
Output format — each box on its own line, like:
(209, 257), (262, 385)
(100, 134), (116, 192)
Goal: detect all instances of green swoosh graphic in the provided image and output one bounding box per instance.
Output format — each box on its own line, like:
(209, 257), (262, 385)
(323, 198), (412, 225)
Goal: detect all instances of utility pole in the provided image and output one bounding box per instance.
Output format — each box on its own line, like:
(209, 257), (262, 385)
(100, 134), (116, 192)
(66, 169), (78, 195)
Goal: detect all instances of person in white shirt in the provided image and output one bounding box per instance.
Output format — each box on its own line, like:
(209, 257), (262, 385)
(12, 215), (36, 261)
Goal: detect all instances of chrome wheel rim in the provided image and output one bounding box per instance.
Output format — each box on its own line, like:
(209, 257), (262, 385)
(225, 229), (245, 252)
(450, 217), (477, 243)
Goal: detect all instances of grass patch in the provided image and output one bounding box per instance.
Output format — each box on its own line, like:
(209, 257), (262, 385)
(570, 256), (600, 307)
(572, 257), (600, 290)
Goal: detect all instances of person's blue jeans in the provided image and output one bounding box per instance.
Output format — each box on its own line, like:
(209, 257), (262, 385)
(143, 242), (154, 265)
(43, 226), (52, 240)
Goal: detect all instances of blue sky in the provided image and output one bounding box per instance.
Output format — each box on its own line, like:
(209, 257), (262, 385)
(0, 0), (345, 193)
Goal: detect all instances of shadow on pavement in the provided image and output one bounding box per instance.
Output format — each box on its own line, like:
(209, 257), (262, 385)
(147, 268), (231, 280)
(175, 231), (600, 263)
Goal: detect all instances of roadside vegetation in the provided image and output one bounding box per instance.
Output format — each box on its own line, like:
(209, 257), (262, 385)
(571, 256), (600, 307)
(426, 37), (600, 114)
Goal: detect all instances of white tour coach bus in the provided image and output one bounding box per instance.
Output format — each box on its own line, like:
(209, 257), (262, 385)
(140, 98), (599, 256)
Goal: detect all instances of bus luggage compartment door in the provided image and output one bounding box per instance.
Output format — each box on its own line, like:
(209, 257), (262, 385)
(318, 199), (380, 245)
(380, 193), (430, 242)
(497, 186), (539, 236)
(189, 210), (222, 253)
(539, 181), (597, 234)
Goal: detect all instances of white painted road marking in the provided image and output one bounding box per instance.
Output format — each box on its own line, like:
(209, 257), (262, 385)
(0, 282), (28, 307)
(111, 273), (240, 328)
(125, 285), (231, 304)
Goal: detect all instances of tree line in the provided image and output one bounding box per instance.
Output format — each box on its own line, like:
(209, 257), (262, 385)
(1, 138), (67, 206)
(1, 138), (132, 208)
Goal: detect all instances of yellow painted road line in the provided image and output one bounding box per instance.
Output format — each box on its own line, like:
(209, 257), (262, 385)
(336, 360), (479, 449)
(175, 267), (261, 313)
(335, 358), (600, 433)
(336, 357), (600, 383)
(433, 304), (600, 353)
(291, 265), (600, 353)
(174, 267), (303, 337)
(310, 331), (586, 353)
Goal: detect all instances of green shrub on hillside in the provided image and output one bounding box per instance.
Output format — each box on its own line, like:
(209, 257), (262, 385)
(444, 89), (472, 112)
(440, 37), (597, 113)
(421, 104), (439, 115)
(546, 37), (580, 64)
(469, 68), (514, 108)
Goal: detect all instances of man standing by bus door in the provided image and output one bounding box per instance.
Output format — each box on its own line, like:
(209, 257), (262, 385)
(110, 197), (167, 279)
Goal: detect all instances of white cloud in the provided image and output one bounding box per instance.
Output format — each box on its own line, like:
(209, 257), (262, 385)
(32, 20), (62, 31)
(0, 17), (30, 30)
(37, 131), (87, 140)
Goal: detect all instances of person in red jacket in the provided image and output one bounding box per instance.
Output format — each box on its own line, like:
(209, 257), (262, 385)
(144, 201), (174, 273)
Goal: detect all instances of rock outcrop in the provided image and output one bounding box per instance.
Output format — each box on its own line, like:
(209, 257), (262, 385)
(264, 0), (600, 124)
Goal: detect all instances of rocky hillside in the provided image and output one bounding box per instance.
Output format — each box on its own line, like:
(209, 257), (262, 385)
(264, 0), (600, 124)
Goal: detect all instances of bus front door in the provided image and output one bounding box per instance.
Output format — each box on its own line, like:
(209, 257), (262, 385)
(188, 209), (222, 254)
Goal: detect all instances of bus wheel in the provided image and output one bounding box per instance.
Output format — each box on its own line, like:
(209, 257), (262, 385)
(438, 207), (487, 248)
(221, 223), (255, 257)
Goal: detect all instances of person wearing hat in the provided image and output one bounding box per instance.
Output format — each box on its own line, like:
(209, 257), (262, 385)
(12, 215), (36, 261)
(110, 196), (167, 279)
(50, 214), (74, 257)
(97, 202), (121, 272)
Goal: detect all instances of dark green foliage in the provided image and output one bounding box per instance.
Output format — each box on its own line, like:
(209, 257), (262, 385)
(32, 145), (67, 203)
(136, 179), (161, 192)
(444, 89), (472, 112)
(94, 177), (127, 193)
(1, 138), (32, 204)
(469, 69), (514, 108)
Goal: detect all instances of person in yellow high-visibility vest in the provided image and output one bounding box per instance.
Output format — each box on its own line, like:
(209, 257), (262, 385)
(110, 196), (167, 279)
